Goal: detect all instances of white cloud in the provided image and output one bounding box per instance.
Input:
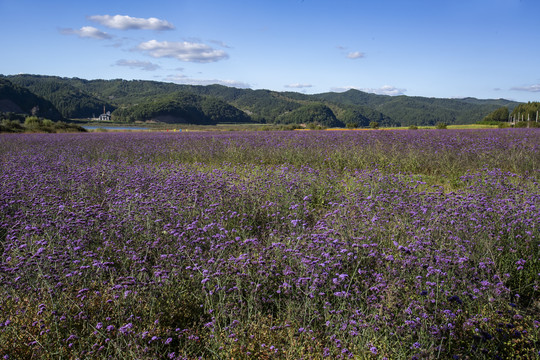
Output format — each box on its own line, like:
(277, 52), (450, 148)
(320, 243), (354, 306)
(511, 84), (540, 92)
(331, 85), (406, 96)
(285, 83), (313, 89)
(209, 40), (231, 49)
(115, 59), (160, 71)
(361, 85), (406, 96)
(60, 26), (112, 39)
(347, 51), (365, 59)
(330, 86), (360, 93)
(137, 40), (228, 63)
(164, 74), (250, 88)
(88, 15), (174, 31)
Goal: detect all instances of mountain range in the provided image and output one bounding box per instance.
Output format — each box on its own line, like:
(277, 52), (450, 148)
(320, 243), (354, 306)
(0, 74), (520, 127)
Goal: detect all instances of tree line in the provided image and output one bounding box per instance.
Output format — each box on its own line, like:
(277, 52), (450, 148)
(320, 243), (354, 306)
(482, 102), (540, 125)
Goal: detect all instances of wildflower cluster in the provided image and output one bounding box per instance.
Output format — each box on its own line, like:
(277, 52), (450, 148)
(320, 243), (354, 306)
(0, 129), (538, 359)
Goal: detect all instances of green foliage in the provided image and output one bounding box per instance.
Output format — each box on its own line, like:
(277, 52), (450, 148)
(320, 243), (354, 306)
(112, 91), (252, 124)
(312, 88), (387, 107)
(260, 124), (303, 131)
(278, 103), (343, 127)
(229, 90), (301, 123)
(0, 112), (25, 122)
(346, 122), (359, 128)
(2, 74), (524, 127)
(0, 116), (86, 133)
(42, 119), (54, 127)
(369, 121), (379, 129)
(510, 102), (540, 122)
(514, 121), (540, 128)
(482, 106), (509, 122)
(313, 89), (519, 126)
(24, 116), (41, 127)
(339, 105), (398, 127)
(5, 74), (114, 118)
(306, 122), (327, 130)
(435, 122), (448, 129)
(408, 125), (418, 130)
(200, 96), (250, 123)
(0, 119), (24, 133)
(478, 120), (505, 125)
(0, 78), (63, 120)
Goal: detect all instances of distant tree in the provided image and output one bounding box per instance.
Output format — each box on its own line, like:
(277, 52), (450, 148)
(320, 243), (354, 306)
(435, 122), (448, 129)
(42, 119), (54, 127)
(482, 106), (509, 122)
(24, 116), (41, 127)
(510, 102), (540, 122)
(0, 119), (24, 133)
(306, 122), (327, 130)
(369, 121), (379, 129)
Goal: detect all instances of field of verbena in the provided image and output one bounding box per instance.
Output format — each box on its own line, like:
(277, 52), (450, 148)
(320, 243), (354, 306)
(0, 129), (538, 359)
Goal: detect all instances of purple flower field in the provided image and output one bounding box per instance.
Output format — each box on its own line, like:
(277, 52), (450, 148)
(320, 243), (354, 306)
(0, 129), (539, 359)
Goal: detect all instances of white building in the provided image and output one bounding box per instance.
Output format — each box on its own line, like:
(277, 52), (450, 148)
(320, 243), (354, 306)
(98, 106), (111, 121)
(98, 111), (111, 121)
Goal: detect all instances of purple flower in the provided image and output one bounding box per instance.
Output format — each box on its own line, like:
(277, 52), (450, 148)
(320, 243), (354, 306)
(119, 323), (133, 334)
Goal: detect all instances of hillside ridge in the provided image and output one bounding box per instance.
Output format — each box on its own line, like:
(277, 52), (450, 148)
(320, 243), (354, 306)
(1, 74), (521, 127)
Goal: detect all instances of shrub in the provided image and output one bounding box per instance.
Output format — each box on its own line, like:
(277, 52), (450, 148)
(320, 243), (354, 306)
(369, 121), (379, 129)
(0, 119), (24, 133)
(24, 116), (42, 127)
(408, 125), (418, 130)
(306, 122), (327, 130)
(478, 120), (505, 126)
(514, 121), (540, 128)
(281, 124), (301, 130)
(42, 119), (54, 127)
(435, 122), (448, 129)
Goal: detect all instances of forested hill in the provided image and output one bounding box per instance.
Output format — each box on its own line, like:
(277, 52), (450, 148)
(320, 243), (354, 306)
(0, 78), (64, 120)
(2, 74), (521, 127)
(310, 90), (519, 126)
(112, 91), (253, 125)
(6, 75), (114, 119)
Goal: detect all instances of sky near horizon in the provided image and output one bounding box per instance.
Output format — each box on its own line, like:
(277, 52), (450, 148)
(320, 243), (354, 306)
(1, 0), (539, 102)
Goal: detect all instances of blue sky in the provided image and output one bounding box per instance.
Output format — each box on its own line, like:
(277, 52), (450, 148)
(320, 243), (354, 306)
(1, 0), (539, 102)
